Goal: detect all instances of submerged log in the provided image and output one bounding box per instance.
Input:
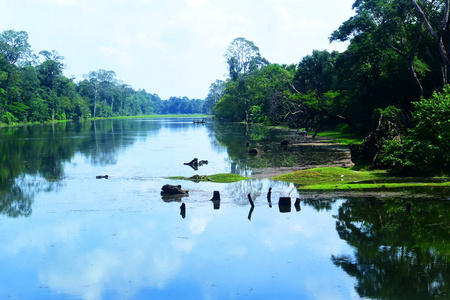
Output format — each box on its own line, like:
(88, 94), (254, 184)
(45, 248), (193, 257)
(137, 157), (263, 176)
(161, 184), (189, 195)
(198, 160), (208, 166)
(184, 158), (208, 170)
(248, 147), (264, 156)
(278, 197), (291, 213)
(96, 175), (109, 179)
(267, 187), (272, 208)
(248, 193), (255, 208)
(184, 158), (198, 168)
(211, 191), (221, 210)
(211, 191), (221, 201)
(180, 203), (186, 219)
(296, 130), (308, 136)
(294, 198), (301, 212)
(281, 139), (291, 146)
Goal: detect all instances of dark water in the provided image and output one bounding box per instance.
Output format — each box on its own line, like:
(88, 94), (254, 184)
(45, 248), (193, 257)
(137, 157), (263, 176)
(0, 118), (449, 299)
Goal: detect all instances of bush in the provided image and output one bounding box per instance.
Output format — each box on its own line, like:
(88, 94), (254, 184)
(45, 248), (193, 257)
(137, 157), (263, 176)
(1, 111), (17, 124)
(380, 86), (450, 175)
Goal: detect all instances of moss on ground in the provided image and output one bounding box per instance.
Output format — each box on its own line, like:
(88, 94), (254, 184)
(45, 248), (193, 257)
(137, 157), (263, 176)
(167, 173), (249, 183)
(271, 167), (450, 193)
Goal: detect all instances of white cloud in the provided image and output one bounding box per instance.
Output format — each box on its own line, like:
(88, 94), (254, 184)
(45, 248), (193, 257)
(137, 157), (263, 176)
(189, 217), (210, 235)
(99, 46), (136, 67)
(3, 0), (355, 98)
(29, 0), (80, 7)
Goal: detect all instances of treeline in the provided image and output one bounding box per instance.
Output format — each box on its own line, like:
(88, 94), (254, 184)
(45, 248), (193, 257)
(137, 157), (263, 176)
(206, 0), (450, 175)
(0, 30), (205, 125)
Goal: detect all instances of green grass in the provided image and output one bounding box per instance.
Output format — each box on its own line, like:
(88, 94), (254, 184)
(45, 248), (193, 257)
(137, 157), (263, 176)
(0, 114), (212, 128)
(271, 166), (450, 193)
(315, 130), (365, 145)
(167, 173), (249, 183)
(108, 114), (211, 119)
(272, 167), (386, 185)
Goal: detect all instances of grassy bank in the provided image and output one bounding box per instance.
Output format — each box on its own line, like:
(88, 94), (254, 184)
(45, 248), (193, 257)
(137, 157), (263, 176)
(272, 166), (450, 194)
(0, 114), (212, 128)
(168, 173), (249, 183)
(107, 114), (211, 120)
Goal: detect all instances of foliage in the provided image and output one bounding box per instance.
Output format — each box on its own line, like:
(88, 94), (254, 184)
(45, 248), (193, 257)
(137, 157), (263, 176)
(224, 37), (268, 81)
(380, 85), (450, 175)
(168, 173), (249, 183)
(0, 30), (205, 126)
(272, 166), (449, 192)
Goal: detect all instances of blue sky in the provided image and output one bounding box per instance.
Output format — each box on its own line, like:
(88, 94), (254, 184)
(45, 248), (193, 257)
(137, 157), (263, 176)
(1, 0), (355, 99)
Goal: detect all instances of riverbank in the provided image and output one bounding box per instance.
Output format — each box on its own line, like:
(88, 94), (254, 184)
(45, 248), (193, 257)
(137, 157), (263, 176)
(0, 114), (211, 128)
(248, 128), (449, 196)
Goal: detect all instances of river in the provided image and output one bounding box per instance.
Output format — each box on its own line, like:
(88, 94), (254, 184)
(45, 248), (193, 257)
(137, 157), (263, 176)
(0, 118), (449, 299)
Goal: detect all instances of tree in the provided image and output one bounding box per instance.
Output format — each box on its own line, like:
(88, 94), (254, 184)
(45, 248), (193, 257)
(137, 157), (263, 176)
(204, 80), (224, 114)
(38, 50), (64, 91)
(84, 69), (116, 118)
(329, 0), (442, 131)
(380, 85), (450, 175)
(38, 50), (65, 121)
(294, 50), (338, 95)
(0, 30), (33, 93)
(219, 37), (269, 124)
(225, 37), (268, 81)
(411, 0), (450, 86)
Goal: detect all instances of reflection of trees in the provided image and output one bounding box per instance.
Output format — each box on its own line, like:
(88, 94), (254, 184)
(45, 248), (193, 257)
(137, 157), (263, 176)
(0, 119), (162, 217)
(212, 122), (349, 175)
(0, 184), (32, 217)
(301, 198), (336, 211)
(332, 197), (450, 299)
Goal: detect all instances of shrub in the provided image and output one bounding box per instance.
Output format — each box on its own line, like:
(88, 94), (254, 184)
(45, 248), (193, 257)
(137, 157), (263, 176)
(380, 86), (450, 175)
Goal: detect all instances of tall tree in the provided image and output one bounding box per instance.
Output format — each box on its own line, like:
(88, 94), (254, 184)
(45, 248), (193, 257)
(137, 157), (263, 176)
(221, 37), (269, 124)
(225, 37), (268, 81)
(38, 50), (65, 121)
(84, 69), (115, 118)
(411, 0), (450, 86)
(0, 30), (33, 94)
(204, 80), (224, 114)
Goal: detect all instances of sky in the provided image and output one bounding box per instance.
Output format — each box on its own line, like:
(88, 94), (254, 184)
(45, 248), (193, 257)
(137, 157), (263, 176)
(1, 0), (355, 100)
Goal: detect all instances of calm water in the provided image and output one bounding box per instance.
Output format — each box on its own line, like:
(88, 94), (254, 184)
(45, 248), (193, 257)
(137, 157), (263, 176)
(0, 118), (449, 300)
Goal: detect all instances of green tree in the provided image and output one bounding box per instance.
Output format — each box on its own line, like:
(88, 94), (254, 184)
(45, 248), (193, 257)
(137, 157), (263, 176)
(225, 37), (268, 81)
(0, 30), (33, 124)
(293, 50), (337, 95)
(38, 50), (65, 121)
(381, 85), (450, 175)
(412, 0), (450, 86)
(204, 80), (224, 114)
(329, 0), (443, 131)
(217, 37), (270, 123)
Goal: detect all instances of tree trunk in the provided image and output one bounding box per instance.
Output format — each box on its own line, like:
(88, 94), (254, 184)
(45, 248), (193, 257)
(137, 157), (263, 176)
(412, 0), (450, 86)
(93, 88), (98, 118)
(409, 59), (424, 97)
(5, 71), (11, 94)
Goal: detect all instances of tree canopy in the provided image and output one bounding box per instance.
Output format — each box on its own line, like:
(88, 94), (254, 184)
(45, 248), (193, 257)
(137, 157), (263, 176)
(0, 30), (205, 126)
(210, 1), (450, 174)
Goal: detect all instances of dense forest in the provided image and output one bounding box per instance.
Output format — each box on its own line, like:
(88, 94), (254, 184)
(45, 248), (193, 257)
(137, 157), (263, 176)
(205, 0), (450, 175)
(2, 0), (449, 175)
(0, 30), (205, 125)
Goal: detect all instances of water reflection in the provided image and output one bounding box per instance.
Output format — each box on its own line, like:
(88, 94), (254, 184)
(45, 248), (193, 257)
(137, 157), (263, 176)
(211, 191), (221, 210)
(1, 119), (449, 299)
(331, 197), (450, 299)
(1, 119), (349, 218)
(180, 203), (186, 219)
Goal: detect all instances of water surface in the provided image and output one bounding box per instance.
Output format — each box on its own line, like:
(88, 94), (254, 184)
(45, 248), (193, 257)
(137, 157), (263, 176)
(0, 118), (449, 299)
